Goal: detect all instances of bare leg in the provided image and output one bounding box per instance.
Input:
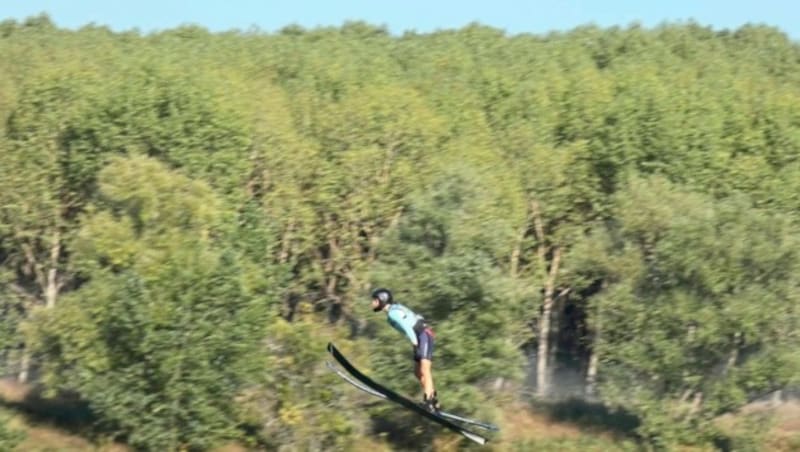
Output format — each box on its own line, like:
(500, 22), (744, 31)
(418, 358), (435, 398)
(415, 360), (422, 390)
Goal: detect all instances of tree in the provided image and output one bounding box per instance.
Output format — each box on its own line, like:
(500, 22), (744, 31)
(589, 177), (800, 446)
(29, 156), (276, 450)
(367, 186), (527, 440)
(0, 410), (24, 451)
(0, 74), (101, 381)
(257, 80), (448, 320)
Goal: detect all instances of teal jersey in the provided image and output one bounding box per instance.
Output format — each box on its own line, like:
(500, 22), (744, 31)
(386, 303), (424, 346)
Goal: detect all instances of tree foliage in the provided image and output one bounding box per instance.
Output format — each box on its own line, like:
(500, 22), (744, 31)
(29, 156), (276, 450)
(1, 17), (799, 450)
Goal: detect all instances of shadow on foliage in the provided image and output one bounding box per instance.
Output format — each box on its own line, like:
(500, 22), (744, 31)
(369, 410), (440, 452)
(536, 397), (640, 439)
(0, 382), (95, 435)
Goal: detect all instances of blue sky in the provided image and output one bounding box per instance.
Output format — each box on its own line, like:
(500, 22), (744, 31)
(4, 1), (799, 39)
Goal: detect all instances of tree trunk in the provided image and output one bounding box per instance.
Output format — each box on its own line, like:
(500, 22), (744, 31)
(16, 230), (62, 382)
(536, 246), (561, 398)
(585, 281), (607, 398)
(18, 350), (30, 383)
(586, 347), (599, 398)
(547, 288), (571, 392)
(723, 331), (741, 375)
(279, 219), (295, 265)
(41, 232), (61, 379)
(510, 225), (526, 278)
(46, 267), (58, 309)
(772, 390), (783, 407)
(530, 199), (562, 399)
(688, 391), (703, 419)
(547, 291), (562, 388)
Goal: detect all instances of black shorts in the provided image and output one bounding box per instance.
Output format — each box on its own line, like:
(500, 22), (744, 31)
(413, 327), (435, 361)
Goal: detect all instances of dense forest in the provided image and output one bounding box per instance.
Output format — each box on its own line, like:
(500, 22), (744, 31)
(1, 13), (799, 451)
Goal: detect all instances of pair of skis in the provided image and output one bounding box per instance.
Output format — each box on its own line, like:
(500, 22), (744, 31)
(326, 342), (497, 445)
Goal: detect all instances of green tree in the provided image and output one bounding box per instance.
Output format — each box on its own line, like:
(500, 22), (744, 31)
(68, 63), (253, 200)
(259, 81), (448, 319)
(29, 156), (276, 450)
(368, 172), (528, 430)
(0, 74), (101, 381)
(0, 410), (24, 451)
(588, 177), (800, 446)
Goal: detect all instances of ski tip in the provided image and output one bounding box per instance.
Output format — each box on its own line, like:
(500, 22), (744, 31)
(463, 431), (488, 445)
(326, 342), (335, 353)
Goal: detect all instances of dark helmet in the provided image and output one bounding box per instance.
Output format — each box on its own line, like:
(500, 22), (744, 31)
(371, 288), (393, 311)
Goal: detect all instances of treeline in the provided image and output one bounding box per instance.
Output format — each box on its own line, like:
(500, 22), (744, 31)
(0, 13), (799, 450)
